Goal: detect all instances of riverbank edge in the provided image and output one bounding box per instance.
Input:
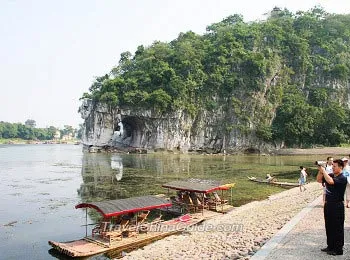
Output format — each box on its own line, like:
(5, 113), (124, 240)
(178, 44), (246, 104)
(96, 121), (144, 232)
(80, 144), (350, 155)
(271, 147), (350, 155)
(2, 140), (348, 156)
(123, 182), (323, 259)
(0, 139), (80, 145)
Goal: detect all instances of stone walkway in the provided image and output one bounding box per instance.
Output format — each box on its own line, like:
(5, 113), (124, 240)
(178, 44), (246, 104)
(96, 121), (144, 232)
(252, 196), (350, 260)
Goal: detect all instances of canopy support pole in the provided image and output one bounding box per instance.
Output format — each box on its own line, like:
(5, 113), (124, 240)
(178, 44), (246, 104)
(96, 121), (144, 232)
(167, 188), (170, 212)
(221, 190), (224, 213)
(202, 193), (204, 216)
(85, 208), (88, 237)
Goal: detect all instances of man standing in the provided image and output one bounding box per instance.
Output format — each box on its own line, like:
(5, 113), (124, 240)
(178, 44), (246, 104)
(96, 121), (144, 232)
(317, 159), (347, 256)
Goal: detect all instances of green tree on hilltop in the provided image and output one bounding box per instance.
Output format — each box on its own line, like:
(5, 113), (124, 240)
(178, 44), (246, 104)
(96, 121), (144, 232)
(82, 7), (350, 147)
(25, 119), (36, 128)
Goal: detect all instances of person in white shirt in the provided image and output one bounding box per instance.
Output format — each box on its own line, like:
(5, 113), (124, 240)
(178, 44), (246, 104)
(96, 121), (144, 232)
(325, 157), (334, 174)
(323, 157), (334, 203)
(341, 157), (350, 208)
(299, 166), (307, 192)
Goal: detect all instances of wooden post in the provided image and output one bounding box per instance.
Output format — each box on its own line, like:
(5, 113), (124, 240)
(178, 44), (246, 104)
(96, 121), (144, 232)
(221, 190), (224, 213)
(202, 193), (204, 216)
(85, 208), (88, 237)
(167, 188), (170, 212)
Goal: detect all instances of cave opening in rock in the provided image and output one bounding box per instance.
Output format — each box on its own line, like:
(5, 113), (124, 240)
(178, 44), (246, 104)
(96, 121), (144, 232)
(244, 147), (261, 154)
(119, 116), (144, 147)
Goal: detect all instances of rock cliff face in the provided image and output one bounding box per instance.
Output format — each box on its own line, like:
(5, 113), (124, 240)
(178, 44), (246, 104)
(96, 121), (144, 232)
(78, 11), (350, 153)
(79, 67), (350, 154)
(79, 98), (274, 154)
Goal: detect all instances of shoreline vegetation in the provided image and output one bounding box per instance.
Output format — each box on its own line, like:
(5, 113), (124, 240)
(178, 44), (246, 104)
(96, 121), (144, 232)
(0, 138), (80, 145)
(0, 139), (348, 156)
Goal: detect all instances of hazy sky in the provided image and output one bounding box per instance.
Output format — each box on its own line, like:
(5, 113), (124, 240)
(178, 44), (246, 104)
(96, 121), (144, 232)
(1, 0), (350, 128)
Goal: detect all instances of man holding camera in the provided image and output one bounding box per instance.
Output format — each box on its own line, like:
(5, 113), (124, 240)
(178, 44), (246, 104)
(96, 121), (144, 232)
(317, 159), (347, 256)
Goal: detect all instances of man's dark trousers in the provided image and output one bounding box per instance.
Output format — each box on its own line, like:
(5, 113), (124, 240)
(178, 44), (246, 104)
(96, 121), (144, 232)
(324, 201), (344, 252)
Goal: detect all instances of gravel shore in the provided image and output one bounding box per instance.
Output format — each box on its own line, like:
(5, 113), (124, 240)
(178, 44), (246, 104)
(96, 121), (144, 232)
(123, 182), (322, 260)
(272, 147), (350, 155)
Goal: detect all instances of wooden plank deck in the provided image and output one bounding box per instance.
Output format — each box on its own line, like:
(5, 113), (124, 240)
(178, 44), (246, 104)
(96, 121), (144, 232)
(48, 213), (211, 257)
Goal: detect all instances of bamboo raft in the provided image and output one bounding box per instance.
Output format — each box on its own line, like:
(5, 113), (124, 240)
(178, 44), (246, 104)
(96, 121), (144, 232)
(48, 211), (219, 257)
(48, 195), (224, 258)
(162, 178), (235, 213)
(248, 176), (299, 188)
(49, 179), (236, 258)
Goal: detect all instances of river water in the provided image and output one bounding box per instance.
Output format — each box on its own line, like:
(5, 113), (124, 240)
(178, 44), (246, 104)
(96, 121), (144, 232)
(0, 144), (323, 259)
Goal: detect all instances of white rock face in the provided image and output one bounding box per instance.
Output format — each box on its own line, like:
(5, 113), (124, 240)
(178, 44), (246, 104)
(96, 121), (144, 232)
(79, 99), (115, 147)
(79, 99), (273, 153)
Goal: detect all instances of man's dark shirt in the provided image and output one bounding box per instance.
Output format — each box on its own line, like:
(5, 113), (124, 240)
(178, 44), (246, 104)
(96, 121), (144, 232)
(323, 173), (347, 203)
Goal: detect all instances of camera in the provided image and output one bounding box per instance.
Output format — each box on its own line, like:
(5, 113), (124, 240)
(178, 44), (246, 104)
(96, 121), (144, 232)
(315, 161), (327, 167)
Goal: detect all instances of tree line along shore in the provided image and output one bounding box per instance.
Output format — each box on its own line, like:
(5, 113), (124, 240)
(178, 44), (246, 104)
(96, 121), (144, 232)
(0, 138), (80, 145)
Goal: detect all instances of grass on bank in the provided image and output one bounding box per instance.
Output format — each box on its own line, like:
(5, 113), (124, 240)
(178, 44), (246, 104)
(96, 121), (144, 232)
(0, 138), (27, 144)
(0, 138), (80, 144)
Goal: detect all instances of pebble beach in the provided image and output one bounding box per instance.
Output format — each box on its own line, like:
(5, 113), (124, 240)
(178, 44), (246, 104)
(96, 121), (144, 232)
(123, 182), (323, 260)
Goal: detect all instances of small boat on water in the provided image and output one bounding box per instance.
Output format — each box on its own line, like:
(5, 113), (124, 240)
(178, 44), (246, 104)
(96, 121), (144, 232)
(247, 176), (299, 188)
(48, 195), (205, 258)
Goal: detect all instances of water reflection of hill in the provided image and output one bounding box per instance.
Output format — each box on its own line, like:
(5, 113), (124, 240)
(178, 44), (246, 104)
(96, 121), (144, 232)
(75, 153), (319, 222)
(77, 154), (236, 204)
(78, 153), (124, 201)
(78, 154), (201, 202)
(77, 153), (306, 211)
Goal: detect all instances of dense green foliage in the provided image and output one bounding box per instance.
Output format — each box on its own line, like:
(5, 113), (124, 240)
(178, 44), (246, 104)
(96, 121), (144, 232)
(0, 121), (79, 141)
(82, 7), (350, 147)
